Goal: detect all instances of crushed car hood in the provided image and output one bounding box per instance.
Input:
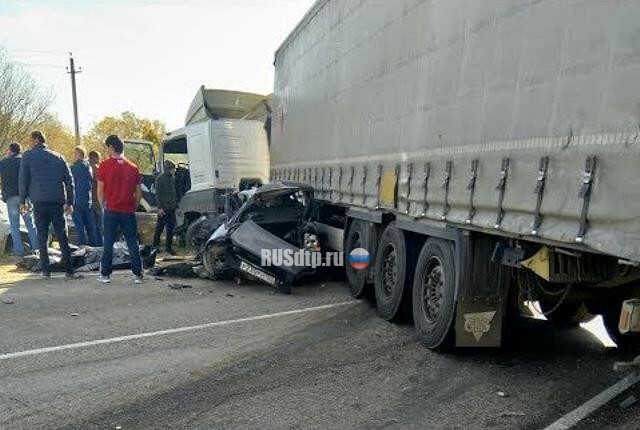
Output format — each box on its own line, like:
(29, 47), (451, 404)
(250, 181), (313, 200)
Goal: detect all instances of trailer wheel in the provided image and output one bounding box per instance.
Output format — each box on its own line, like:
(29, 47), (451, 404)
(344, 220), (372, 298)
(374, 222), (412, 321)
(412, 238), (456, 349)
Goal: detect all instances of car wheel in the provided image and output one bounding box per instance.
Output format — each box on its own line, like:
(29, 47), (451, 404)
(374, 222), (412, 321)
(344, 220), (372, 298)
(412, 238), (456, 350)
(202, 243), (228, 280)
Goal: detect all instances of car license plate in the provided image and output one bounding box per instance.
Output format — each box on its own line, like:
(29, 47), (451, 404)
(239, 261), (277, 286)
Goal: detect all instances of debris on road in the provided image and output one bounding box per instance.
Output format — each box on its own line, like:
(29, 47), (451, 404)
(226, 293), (234, 297)
(161, 256), (186, 263)
(168, 283), (192, 290)
(496, 391), (509, 398)
(2, 297), (15, 304)
(619, 395), (637, 409)
(149, 262), (200, 278)
(500, 411), (525, 417)
(70, 313), (79, 317)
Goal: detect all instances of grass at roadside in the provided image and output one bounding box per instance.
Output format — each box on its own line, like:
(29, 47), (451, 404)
(0, 254), (31, 286)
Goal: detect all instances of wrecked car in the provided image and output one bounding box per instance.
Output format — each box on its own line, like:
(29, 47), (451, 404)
(201, 182), (322, 293)
(186, 187), (259, 254)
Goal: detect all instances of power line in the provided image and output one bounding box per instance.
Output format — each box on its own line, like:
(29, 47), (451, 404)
(14, 62), (65, 69)
(3, 48), (68, 55)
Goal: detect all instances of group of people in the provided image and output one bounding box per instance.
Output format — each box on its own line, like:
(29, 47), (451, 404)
(0, 131), (177, 284)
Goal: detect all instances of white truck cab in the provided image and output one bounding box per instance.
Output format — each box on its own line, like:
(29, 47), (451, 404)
(161, 87), (271, 227)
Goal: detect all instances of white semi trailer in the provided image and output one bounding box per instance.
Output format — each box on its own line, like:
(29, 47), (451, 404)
(271, 0), (640, 349)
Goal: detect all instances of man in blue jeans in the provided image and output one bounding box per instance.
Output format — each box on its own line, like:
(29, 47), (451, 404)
(20, 131), (78, 278)
(0, 143), (38, 256)
(96, 135), (144, 284)
(70, 145), (98, 246)
(88, 150), (103, 246)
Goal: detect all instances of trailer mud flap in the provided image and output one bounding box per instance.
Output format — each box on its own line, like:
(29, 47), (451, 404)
(455, 234), (509, 347)
(456, 296), (503, 347)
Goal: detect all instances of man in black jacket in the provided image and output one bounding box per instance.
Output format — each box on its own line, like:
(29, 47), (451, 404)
(153, 160), (178, 255)
(19, 131), (77, 278)
(0, 143), (38, 256)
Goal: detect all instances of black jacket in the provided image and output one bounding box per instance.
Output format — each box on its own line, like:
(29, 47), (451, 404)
(19, 143), (74, 205)
(0, 153), (22, 202)
(155, 173), (177, 210)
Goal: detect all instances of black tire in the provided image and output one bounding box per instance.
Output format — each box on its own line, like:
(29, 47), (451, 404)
(202, 243), (229, 280)
(412, 238), (457, 350)
(374, 222), (412, 321)
(602, 304), (640, 350)
(344, 220), (372, 298)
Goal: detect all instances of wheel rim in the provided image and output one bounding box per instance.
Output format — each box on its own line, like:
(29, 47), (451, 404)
(381, 244), (398, 298)
(204, 245), (225, 274)
(422, 256), (444, 323)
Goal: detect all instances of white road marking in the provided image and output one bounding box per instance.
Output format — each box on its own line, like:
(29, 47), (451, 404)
(543, 372), (640, 430)
(0, 300), (360, 361)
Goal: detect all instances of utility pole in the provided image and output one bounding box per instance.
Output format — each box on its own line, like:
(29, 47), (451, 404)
(66, 53), (82, 145)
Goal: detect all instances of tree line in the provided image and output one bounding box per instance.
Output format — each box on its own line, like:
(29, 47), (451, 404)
(0, 49), (166, 161)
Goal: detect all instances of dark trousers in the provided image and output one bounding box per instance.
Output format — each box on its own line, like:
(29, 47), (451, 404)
(101, 210), (142, 277)
(153, 208), (176, 251)
(72, 206), (98, 246)
(33, 202), (73, 275)
(93, 206), (103, 246)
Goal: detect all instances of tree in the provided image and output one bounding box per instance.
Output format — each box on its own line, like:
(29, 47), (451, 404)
(0, 49), (54, 152)
(83, 111), (166, 151)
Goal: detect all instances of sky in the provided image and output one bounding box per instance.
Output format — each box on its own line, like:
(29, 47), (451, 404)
(0, 0), (315, 132)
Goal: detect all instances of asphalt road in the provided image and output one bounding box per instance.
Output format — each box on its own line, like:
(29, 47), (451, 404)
(0, 269), (638, 429)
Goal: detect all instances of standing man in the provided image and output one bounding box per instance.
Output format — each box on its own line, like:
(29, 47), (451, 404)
(0, 143), (38, 257)
(19, 131), (77, 278)
(88, 150), (103, 246)
(153, 159), (178, 256)
(97, 135), (143, 284)
(70, 146), (98, 246)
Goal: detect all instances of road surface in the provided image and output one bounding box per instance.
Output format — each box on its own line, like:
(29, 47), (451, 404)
(0, 270), (637, 429)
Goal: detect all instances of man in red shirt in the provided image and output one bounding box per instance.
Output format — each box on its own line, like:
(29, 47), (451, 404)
(96, 135), (143, 284)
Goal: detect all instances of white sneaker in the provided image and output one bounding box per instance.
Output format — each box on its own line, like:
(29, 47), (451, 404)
(97, 275), (111, 284)
(134, 276), (144, 285)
